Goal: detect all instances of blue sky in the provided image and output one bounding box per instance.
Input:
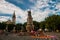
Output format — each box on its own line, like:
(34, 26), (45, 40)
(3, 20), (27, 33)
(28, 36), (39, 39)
(5, 0), (60, 10)
(0, 0), (60, 23)
(5, 0), (35, 10)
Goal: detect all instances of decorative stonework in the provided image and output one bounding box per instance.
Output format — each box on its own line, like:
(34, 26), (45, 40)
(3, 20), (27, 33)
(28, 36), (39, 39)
(26, 11), (34, 32)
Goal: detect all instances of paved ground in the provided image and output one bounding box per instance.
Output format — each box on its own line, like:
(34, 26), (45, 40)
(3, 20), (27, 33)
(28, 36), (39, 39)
(0, 32), (60, 40)
(45, 32), (60, 40)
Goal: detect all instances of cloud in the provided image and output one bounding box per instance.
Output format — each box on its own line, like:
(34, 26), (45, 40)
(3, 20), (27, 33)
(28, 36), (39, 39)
(29, 0), (36, 3)
(30, 0), (60, 22)
(31, 9), (51, 22)
(30, 0), (51, 22)
(0, 0), (27, 23)
(0, 16), (10, 22)
(56, 3), (60, 10)
(0, 0), (60, 23)
(15, 0), (24, 4)
(0, 0), (24, 14)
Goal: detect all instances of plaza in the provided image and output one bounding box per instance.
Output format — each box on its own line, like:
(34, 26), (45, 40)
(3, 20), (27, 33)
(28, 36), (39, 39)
(0, 32), (60, 40)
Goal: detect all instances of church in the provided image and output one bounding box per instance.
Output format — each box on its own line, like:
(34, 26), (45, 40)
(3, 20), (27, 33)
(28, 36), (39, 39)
(6, 11), (16, 25)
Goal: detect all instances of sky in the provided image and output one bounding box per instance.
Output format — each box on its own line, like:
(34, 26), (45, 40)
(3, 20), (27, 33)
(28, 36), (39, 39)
(0, 0), (60, 23)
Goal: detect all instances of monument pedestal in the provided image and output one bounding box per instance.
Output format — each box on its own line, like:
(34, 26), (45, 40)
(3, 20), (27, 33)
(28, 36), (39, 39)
(26, 25), (34, 32)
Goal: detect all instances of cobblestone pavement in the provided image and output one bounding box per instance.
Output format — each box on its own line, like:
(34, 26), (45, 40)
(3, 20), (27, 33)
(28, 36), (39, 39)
(0, 32), (60, 40)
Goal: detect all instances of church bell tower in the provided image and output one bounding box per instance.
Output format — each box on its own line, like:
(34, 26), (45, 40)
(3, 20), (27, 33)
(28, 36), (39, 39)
(12, 11), (16, 25)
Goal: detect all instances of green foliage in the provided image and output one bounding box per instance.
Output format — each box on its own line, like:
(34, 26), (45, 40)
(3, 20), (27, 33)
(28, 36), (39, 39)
(33, 21), (39, 31)
(16, 23), (22, 30)
(39, 21), (45, 29)
(8, 24), (14, 32)
(0, 22), (6, 30)
(45, 15), (60, 31)
(23, 22), (27, 31)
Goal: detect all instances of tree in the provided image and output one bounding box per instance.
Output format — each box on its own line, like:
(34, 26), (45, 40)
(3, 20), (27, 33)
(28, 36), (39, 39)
(16, 23), (22, 30)
(23, 22), (27, 31)
(0, 22), (6, 30)
(39, 21), (45, 30)
(33, 21), (39, 31)
(45, 15), (60, 31)
(8, 24), (14, 32)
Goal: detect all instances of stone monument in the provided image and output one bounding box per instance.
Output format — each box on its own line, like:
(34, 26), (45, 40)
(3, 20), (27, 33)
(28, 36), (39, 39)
(26, 10), (34, 32)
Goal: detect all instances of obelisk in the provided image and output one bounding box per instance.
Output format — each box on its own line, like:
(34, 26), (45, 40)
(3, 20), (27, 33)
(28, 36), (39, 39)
(26, 10), (34, 32)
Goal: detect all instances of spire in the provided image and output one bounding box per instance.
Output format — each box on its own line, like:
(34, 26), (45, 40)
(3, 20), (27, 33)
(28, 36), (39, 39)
(12, 11), (16, 24)
(12, 11), (16, 18)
